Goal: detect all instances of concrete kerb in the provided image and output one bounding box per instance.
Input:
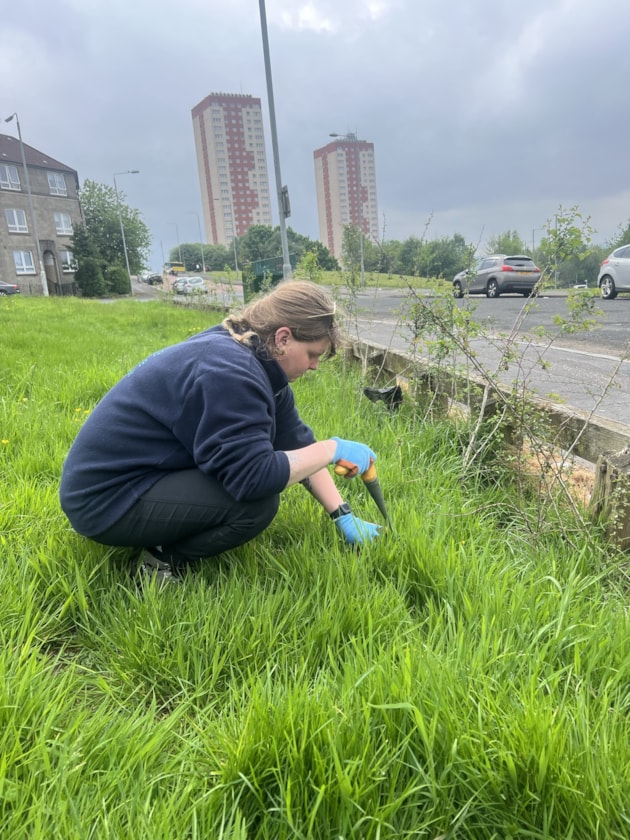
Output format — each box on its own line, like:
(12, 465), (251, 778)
(345, 336), (630, 469)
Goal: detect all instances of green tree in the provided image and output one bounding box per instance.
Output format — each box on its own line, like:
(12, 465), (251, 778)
(294, 250), (323, 284)
(171, 243), (233, 272)
(557, 247), (606, 287)
(486, 230), (527, 256)
(73, 179), (151, 277)
(608, 219), (630, 250)
(341, 224), (362, 282)
(418, 234), (472, 280)
(104, 265), (131, 295)
(287, 228), (338, 270)
(235, 224), (338, 272)
(238, 225), (280, 264)
(377, 239), (401, 274)
(74, 256), (107, 297)
(538, 205), (595, 287)
(206, 243), (233, 272)
(176, 242), (205, 272)
(396, 236), (424, 276)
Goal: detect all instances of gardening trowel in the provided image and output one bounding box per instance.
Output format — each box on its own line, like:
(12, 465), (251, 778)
(334, 459), (391, 526)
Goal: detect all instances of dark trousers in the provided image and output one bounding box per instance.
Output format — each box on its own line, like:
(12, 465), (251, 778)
(93, 469), (279, 568)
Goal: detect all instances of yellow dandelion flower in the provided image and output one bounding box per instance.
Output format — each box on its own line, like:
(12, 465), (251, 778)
(1, 439), (8, 445)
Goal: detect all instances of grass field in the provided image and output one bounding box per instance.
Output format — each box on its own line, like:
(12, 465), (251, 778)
(203, 268), (440, 290)
(0, 295), (628, 838)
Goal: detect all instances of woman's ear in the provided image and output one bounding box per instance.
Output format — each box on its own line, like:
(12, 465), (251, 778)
(274, 326), (292, 348)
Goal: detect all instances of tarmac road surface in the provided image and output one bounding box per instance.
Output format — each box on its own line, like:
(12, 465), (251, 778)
(345, 288), (630, 428)
(130, 279), (630, 428)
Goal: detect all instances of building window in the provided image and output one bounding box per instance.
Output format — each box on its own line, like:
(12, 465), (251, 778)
(60, 249), (75, 272)
(13, 250), (35, 274)
(0, 164), (21, 191)
(48, 172), (67, 196)
(5, 208), (28, 233)
(54, 212), (73, 235)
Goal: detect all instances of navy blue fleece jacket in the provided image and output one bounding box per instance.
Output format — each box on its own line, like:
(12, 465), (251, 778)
(59, 325), (316, 537)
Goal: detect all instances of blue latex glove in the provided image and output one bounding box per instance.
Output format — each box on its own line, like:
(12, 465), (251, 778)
(331, 437), (376, 477)
(335, 513), (381, 545)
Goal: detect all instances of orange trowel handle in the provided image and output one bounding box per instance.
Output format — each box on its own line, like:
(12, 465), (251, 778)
(334, 459), (378, 482)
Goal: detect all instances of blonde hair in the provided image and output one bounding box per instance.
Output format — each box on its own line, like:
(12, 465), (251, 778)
(223, 280), (340, 358)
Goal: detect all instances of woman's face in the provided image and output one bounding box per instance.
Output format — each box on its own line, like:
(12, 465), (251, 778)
(274, 327), (330, 382)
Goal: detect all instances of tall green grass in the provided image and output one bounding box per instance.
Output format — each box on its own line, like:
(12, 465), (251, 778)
(0, 296), (628, 838)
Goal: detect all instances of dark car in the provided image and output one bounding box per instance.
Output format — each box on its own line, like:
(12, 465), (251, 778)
(0, 281), (20, 296)
(453, 255), (541, 298)
(597, 244), (630, 299)
(138, 272), (163, 285)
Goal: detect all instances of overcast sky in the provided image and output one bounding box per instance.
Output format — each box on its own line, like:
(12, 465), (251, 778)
(4, 0), (630, 271)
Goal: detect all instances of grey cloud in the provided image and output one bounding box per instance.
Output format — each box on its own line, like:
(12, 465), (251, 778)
(4, 0), (629, 271)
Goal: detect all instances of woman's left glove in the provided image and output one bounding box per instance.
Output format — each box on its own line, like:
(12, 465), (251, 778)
(335, 513), (381, 545)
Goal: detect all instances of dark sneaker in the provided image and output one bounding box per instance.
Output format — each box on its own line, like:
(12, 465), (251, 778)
(136, 549), (180, 586)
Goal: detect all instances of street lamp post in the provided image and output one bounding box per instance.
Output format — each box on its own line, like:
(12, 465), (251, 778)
(113, 170), (139, 295)
(330, 132), (366, 287)
(168, 222), (183, 264)
(186, 211), (206, 272)
(532, 226), (545, 256)
(232, 232), (239, 275)
(258, 0), (292, 280)
(4, 112), (48, 296)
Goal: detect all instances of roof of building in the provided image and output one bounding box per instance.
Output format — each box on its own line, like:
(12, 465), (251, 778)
(0, 133), (77, 175)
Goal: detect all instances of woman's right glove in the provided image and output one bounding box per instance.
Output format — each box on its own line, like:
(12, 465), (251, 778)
(335, 513), (381, 545)
(331, 437), (376, 478)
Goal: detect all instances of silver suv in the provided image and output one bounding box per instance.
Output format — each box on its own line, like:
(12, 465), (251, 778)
(453, 255), (541, 298)
(597, 244), (630, 299)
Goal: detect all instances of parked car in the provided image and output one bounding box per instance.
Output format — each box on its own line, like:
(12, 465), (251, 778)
(173, 276), (206, 295)
(143, 273), (163, 285)
(597, 244), (630, 299)
(0, 281), (20, 295)
(453, 255), (541, 298)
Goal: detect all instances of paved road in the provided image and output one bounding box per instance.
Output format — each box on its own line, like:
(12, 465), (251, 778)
(132, 279), (630, 427)
(345, 289), (630, 427)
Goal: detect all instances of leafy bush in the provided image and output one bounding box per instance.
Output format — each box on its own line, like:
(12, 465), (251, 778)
(74, 256), (107, 297)
(104, 264), (131, 295)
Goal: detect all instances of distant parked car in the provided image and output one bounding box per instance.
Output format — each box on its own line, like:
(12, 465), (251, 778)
(144, 273), (163, 285)
(597, 244), (630, 299)
(174, 276), (206, 295)
(0, 281), (20, 296)
(453, 255), (541, 298)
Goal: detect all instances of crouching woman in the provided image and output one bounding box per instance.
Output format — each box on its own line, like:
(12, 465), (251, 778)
(59, 280), (380, 581)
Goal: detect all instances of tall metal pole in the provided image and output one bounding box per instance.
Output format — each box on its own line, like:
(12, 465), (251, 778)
(4, 112), (48, 296)
(187, 211), (206, 272)
(258, 0), (291, 280)
(167, 222), (183, 265)
(113, 170), (139, 295)
(360, 229), (365, 288)
(232, 233), (239, 274)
